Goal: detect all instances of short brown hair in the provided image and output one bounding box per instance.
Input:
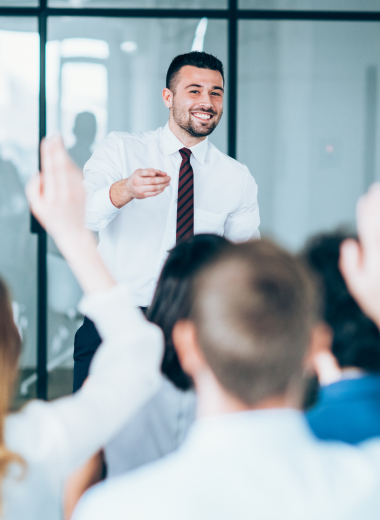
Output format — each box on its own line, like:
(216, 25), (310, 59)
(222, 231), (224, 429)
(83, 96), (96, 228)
(190, 239), (321, 406)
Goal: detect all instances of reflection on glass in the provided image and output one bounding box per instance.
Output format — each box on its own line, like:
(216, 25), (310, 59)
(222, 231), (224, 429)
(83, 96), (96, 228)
(238, 20), (380, 250)
(0, 18), (39, 408)
(68, 112), (98, 169)
(239, 0), (380, 10)
(46, 16), (227, 398)
(48, 0), (227, 8)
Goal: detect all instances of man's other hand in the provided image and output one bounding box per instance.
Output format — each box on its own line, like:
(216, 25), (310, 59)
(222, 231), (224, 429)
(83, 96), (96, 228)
(339, 183), (380, 329)
(110, 169), (171, 209)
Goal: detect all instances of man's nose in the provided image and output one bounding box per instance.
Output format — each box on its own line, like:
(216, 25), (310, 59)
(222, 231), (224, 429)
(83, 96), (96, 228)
(198, 95), (214, 109)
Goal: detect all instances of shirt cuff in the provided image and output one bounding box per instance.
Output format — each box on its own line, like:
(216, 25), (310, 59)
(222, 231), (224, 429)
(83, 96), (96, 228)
(78, 283), (144, 341)
(89, 184), (121, 219)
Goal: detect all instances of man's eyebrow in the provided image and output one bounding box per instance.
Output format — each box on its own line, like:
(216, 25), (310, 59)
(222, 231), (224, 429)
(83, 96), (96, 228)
(185, 83), (224, 92)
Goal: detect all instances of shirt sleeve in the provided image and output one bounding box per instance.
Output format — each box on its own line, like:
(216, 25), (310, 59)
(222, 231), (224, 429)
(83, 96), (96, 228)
(224, 167), (260, 243)
(83, 132), (127, 231)
(7, 284), (163, 488)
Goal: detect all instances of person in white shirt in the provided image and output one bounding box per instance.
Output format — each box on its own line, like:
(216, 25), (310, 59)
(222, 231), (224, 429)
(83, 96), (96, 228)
(74, 50), (260, 391)
(73, 185), (380, 520)
(0, 136), (163, 520)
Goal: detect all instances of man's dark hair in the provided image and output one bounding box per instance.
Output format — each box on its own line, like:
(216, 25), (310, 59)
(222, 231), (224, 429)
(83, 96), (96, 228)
(147, 234), (232, 391)
(189, 239), (321, 406)
(303, 231), (380, 372)
(166, 51), (224, 93)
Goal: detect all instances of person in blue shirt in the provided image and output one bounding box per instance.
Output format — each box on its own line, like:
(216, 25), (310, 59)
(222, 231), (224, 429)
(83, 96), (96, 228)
(304, 231), (380, 444)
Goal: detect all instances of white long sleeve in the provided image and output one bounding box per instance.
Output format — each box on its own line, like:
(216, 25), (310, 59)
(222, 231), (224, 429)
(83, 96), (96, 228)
(84, 132), (124, 232)
(4, 283), (163, 520)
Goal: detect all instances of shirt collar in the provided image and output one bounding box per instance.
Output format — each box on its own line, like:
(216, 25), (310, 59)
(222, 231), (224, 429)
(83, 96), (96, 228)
(161, 122), (208, 165)
(181, 409), (311, 453)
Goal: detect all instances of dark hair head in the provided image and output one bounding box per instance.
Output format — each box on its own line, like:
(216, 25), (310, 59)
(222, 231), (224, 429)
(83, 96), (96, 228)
(166, 51), (224, 93)
(147, 234), (232, 390)
(189, 238), (320, 406)
(303, 231), (380, 372)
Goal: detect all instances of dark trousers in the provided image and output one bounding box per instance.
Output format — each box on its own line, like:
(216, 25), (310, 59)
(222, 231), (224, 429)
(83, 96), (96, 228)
(73, 308), (148, 392)
(73, 317), (102, 392)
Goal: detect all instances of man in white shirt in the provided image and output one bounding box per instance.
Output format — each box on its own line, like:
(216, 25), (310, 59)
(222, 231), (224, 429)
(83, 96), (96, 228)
(73, 184), (380, 520)
(74, 51), (260, 390)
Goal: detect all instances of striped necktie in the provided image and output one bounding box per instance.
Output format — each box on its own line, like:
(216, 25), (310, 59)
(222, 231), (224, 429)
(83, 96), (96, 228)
(176, 147), (194, 243)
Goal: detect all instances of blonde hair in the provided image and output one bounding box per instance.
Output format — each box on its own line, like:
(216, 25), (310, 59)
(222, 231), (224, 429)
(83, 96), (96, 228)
(0, 278), (25, 512)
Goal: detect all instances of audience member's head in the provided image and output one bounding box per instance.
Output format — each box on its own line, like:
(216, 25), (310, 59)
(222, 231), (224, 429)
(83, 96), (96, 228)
(147, 234), (232, 391)
(172, 238), (322, 408)
(304, 231), (380, 376)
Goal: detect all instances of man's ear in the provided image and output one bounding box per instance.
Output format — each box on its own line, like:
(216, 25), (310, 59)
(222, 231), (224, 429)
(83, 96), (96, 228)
(304, 322), (341, 385)
(162, 88), (173, 109)
(172, 320), (207, 379)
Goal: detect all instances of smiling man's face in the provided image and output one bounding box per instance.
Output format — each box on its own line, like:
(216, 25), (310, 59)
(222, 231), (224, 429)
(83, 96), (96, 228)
(168, 65), (224, 139)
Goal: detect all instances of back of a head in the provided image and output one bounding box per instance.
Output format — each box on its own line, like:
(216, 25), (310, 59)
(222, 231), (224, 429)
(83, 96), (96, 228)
(147, 234), (232, 390)
(304, 231), (380, 372)
(166, 51), (224, 93)
(189, 239), (320, 406)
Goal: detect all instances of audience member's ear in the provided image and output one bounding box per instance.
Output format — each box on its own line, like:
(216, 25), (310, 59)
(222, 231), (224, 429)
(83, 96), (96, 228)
(172, 320), (208, 379)
(304, 322), (340, 385)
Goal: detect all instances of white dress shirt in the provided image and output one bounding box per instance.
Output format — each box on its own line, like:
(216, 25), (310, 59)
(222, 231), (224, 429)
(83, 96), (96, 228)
(74, 409), (380, 520)
(84, 124), (260, 306)
(3, 285), (163, 520)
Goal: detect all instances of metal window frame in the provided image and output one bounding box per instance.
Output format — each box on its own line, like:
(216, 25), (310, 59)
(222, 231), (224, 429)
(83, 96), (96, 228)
(0, 1), (380, 399)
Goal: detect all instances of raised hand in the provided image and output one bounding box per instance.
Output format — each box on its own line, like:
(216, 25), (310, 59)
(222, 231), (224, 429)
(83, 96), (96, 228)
(110, 169), (171, 208)
(339, 183), (380, 328)
(26, 135), (87, 245)
(26, 135), (115, 294)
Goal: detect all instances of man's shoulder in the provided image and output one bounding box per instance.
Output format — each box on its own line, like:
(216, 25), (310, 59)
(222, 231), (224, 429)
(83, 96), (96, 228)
(75, 452), (188, 520)
(207, 142), (251, 177)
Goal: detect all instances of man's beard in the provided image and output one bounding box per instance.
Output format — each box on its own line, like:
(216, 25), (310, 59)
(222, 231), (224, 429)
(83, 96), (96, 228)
(172, 104), (222, 138)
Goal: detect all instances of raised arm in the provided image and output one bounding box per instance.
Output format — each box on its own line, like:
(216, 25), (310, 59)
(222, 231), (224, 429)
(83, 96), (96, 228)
(19, 136), (163, 479)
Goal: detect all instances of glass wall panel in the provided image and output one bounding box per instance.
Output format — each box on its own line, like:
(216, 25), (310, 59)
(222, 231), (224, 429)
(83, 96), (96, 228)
(238, 20), (380, 250)
(49, 0), (227, 9)
(239, 0), (380, 10)
(46, 16), (227, 398)
(0, 17), (39, 408)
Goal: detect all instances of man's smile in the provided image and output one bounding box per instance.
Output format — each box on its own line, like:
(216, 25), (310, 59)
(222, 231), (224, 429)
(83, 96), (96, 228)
(191, 111), (214, 121)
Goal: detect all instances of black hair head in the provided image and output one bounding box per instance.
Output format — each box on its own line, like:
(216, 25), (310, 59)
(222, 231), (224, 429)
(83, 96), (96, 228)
(166, 51), (224, 92)
(303, 230), (380, 372)
(147, 234), (231, 390)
